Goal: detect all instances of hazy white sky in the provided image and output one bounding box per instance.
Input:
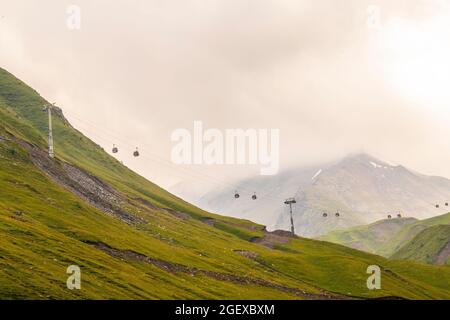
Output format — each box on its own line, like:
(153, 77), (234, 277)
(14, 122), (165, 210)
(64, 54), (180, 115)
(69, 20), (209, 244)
(1, 0), (450, 192)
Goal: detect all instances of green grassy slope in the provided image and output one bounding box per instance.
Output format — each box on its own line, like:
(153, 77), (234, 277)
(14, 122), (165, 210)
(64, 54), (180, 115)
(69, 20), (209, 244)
(391, 225), (450, 265)
(319, 212), (450, 260)
(379, 213), (450, 257)
(1, 67), (449, 299)
(0, 68), (257, 226)
(318, 218), (417, 255)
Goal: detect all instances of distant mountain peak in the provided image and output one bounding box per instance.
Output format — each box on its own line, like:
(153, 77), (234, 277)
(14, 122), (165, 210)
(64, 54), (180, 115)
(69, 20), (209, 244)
(194, 151), (450, 238)
(340, 153), (388, 165)
(331, 153), (402, 174)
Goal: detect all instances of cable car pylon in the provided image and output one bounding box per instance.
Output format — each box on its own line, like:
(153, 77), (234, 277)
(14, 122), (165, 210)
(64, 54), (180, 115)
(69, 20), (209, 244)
(284, 198), (296, 235)
(42, 103), (56, 158)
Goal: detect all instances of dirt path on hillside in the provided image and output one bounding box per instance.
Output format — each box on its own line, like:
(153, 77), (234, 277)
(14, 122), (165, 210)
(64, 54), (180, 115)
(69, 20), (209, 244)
(86, 240), (349, 300)
(435, 241), (450, 265)
(250, 230), (294, 249)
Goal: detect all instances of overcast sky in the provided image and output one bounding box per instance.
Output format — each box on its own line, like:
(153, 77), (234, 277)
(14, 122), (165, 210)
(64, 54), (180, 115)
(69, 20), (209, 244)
(1, 0), (450, 193)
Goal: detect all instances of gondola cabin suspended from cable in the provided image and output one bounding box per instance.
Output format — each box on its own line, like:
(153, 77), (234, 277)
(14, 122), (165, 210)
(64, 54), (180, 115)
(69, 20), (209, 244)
(252, 193), (257, 200)
(323, 213), (328, 218)
(446, 202), (449, 206)
(397, 213), (402, 218)
(335, 212), (340, 217)
(112, 145), (118, 154)
(133, 148), (140, 157)
(234, 191), (240, 199)
(387, 215), (392, 219)
(436, 204), (440, 208)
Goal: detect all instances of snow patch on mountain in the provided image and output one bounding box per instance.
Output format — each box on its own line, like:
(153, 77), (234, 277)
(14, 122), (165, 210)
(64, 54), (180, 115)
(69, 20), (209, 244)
(370, 161), (383, 168)
(311, 169), (322, 180)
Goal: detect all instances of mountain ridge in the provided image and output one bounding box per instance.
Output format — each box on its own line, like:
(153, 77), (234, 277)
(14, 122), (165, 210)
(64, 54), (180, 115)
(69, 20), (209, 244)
(187, 151), (450, 237)
(318, 217), (418, 254)
(391, 225), (450, 265)
(319, 212), (450, 263)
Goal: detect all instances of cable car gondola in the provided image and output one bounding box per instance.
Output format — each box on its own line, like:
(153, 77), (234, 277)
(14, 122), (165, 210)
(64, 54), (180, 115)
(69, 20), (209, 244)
(323, 212), (328, 218)
(436, 204), (440, 208)
(133, 148), (140, 157)
(112, 144), (118, 154)
(397, 213), (402, 218)
(387, 215), (392, 219)
(335, 212), (340, 217)
(234, 191), (240, 199)
(252, 193), (257, 200)
(446, 202), (449, 206)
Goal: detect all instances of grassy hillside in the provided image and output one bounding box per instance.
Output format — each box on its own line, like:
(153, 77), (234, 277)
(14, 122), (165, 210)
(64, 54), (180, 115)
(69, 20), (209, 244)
(391, 225), (450, 265)
(379, 213), (450, 257)
(318, 217), (418, 254)
(0, 68), (256, 225)
(319, 212), (450, 261)
(1, 67), (449, 299)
